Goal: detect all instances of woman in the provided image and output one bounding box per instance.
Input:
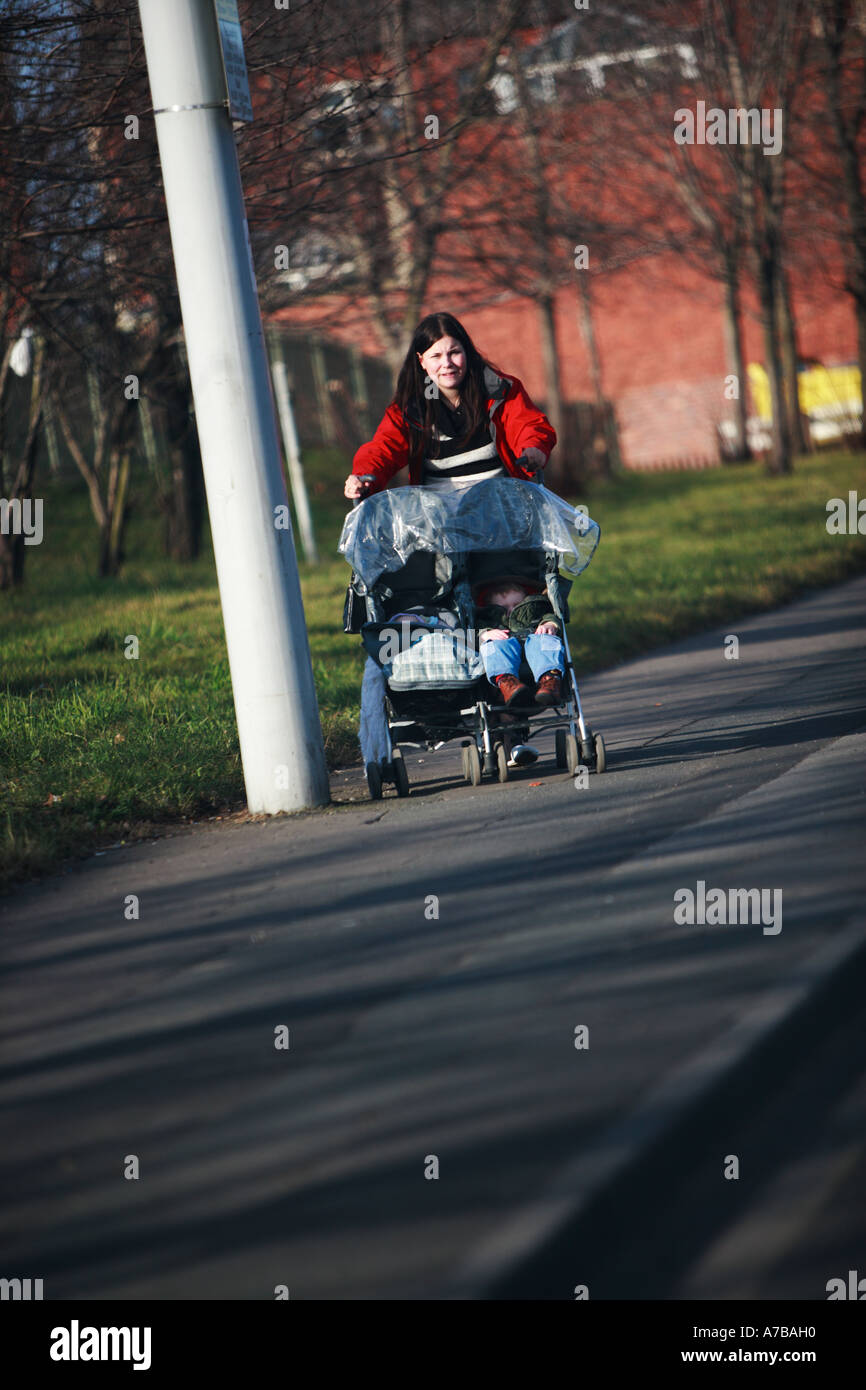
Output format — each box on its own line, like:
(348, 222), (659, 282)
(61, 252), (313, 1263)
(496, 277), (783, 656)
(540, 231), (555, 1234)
(347, 312), (557, 770)
(343, 311), (555, 499)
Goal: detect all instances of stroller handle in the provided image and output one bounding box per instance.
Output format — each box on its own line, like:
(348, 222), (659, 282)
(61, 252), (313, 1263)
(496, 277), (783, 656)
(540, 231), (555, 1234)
(351, 463), (542, 509)
(351, 474), (378, 508)
(517, 455), (545, 486)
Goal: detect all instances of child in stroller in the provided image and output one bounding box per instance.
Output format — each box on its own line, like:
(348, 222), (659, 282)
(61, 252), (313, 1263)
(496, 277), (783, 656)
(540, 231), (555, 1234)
(473, 572), (566, 709)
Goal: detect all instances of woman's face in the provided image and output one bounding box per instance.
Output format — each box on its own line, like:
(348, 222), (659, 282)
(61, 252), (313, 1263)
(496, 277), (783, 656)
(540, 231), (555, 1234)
(417, 335), (467, 396)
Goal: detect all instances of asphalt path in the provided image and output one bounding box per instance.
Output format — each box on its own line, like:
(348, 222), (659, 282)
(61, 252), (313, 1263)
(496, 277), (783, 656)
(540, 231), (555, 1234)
(1, 576), (865, 1299)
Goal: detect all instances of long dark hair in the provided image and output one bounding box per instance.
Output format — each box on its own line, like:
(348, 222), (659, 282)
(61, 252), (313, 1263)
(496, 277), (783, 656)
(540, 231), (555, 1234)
(394, 312), (505, 469)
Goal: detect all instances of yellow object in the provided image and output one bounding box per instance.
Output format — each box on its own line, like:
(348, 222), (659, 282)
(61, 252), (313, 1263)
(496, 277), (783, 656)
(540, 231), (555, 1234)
(747, 361), (862, 423)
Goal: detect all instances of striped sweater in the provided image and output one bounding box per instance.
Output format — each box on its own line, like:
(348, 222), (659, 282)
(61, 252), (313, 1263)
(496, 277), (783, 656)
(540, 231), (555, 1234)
(422, 396), (503, 491)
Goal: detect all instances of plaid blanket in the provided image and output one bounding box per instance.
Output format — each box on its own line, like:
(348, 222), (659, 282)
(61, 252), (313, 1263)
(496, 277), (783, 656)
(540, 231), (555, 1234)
(385, 629), (485, 690)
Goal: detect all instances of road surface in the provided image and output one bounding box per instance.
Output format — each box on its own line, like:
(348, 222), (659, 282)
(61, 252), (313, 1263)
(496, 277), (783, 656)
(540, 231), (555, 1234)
(1, 576), (864, 1299)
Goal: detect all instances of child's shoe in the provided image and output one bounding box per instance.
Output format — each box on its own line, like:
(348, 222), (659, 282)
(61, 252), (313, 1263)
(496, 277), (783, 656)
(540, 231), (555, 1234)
(535, 671), (563, 705)
(507, 743), (539, 767)
(494, 674), (534, 707)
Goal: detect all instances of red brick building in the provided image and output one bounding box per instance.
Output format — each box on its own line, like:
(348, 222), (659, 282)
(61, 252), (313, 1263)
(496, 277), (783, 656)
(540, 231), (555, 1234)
(265, 16), (862, 471)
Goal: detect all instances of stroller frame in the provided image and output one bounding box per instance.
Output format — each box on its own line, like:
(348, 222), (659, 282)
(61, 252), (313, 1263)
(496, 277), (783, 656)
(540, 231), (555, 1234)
(346, 477), (606, 799)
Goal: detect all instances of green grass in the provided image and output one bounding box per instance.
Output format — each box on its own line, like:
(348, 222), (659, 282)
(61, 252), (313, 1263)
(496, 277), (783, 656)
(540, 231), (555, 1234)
(2, 447), (865, 890)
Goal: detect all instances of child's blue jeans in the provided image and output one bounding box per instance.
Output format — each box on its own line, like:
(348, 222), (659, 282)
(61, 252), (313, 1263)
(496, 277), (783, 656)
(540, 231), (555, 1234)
(480, 633), (565, 683)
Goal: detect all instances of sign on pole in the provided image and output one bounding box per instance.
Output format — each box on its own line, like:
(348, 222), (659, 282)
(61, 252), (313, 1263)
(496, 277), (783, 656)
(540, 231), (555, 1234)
(214, 0), (253, 123)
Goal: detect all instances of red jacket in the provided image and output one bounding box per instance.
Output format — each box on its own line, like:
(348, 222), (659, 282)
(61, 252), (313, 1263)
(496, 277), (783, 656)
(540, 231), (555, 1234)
(352, 368), (556, 493)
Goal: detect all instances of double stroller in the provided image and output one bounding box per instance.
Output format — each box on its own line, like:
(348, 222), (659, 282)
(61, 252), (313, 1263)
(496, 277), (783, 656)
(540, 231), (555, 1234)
(339, 475), (604, 798)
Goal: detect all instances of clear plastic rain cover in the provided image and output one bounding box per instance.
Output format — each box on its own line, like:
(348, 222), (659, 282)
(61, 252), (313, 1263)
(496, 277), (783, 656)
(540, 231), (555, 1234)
(339, 477), (600, 588)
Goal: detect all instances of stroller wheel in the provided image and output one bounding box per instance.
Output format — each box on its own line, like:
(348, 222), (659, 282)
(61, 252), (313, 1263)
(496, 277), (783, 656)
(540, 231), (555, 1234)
(555, 729), (568, 768)
(365, 761), (383, 800)
(594, 731), (607, 774)
(565, 732), (580, 776)
(465, 741), (482, 787)
(496, 743), (509, 783)
(391, 747), (410, 797)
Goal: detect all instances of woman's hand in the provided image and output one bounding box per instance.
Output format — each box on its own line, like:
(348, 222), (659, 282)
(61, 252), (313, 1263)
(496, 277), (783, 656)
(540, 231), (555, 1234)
(535, 621), (558, 635)
(520, 447), (547, 469)
(480, 628), (509, 643)
(344, 475), (369, 500)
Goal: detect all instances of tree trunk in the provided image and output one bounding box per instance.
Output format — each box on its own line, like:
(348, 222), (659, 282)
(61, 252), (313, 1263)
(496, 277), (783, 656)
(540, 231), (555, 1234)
(310, 339), (337, 445)
(821, 0), (866, 445)
(713, 0), (798, 474)
(577, 274), (621, 476)
(163, 370), (204, 561)
(56, 394), (132, 576)
(848, 255), (866, 446)
(0, 334), (47, 589)
(1, 417), (40, 588)
(98, 448), (130, 577)
(143, 327), (206, 560)
(775, 262), (809, 455)
(165, 448), (193, 561)
(537, 293), (565, 485)
(350, 347), (372, 438)
(165, 433), (204, 561)
(856, 290), (866, 447)
(383, 337), (405, 381)
(721, 254), (751, 461)
(0, 531), (25, 589)
(757, 257), (792, 475)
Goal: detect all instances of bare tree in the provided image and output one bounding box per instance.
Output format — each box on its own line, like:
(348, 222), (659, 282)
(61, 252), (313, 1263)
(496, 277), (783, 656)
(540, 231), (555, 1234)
(0, 3), (74, 586)
(441, 12), (637, 485)
(579, 2), (754, 462)
(814, 0), (866, 443)
(1, 0), (209, 575)
(707, 0), (811, 474)
(246, 0), (527, 374)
